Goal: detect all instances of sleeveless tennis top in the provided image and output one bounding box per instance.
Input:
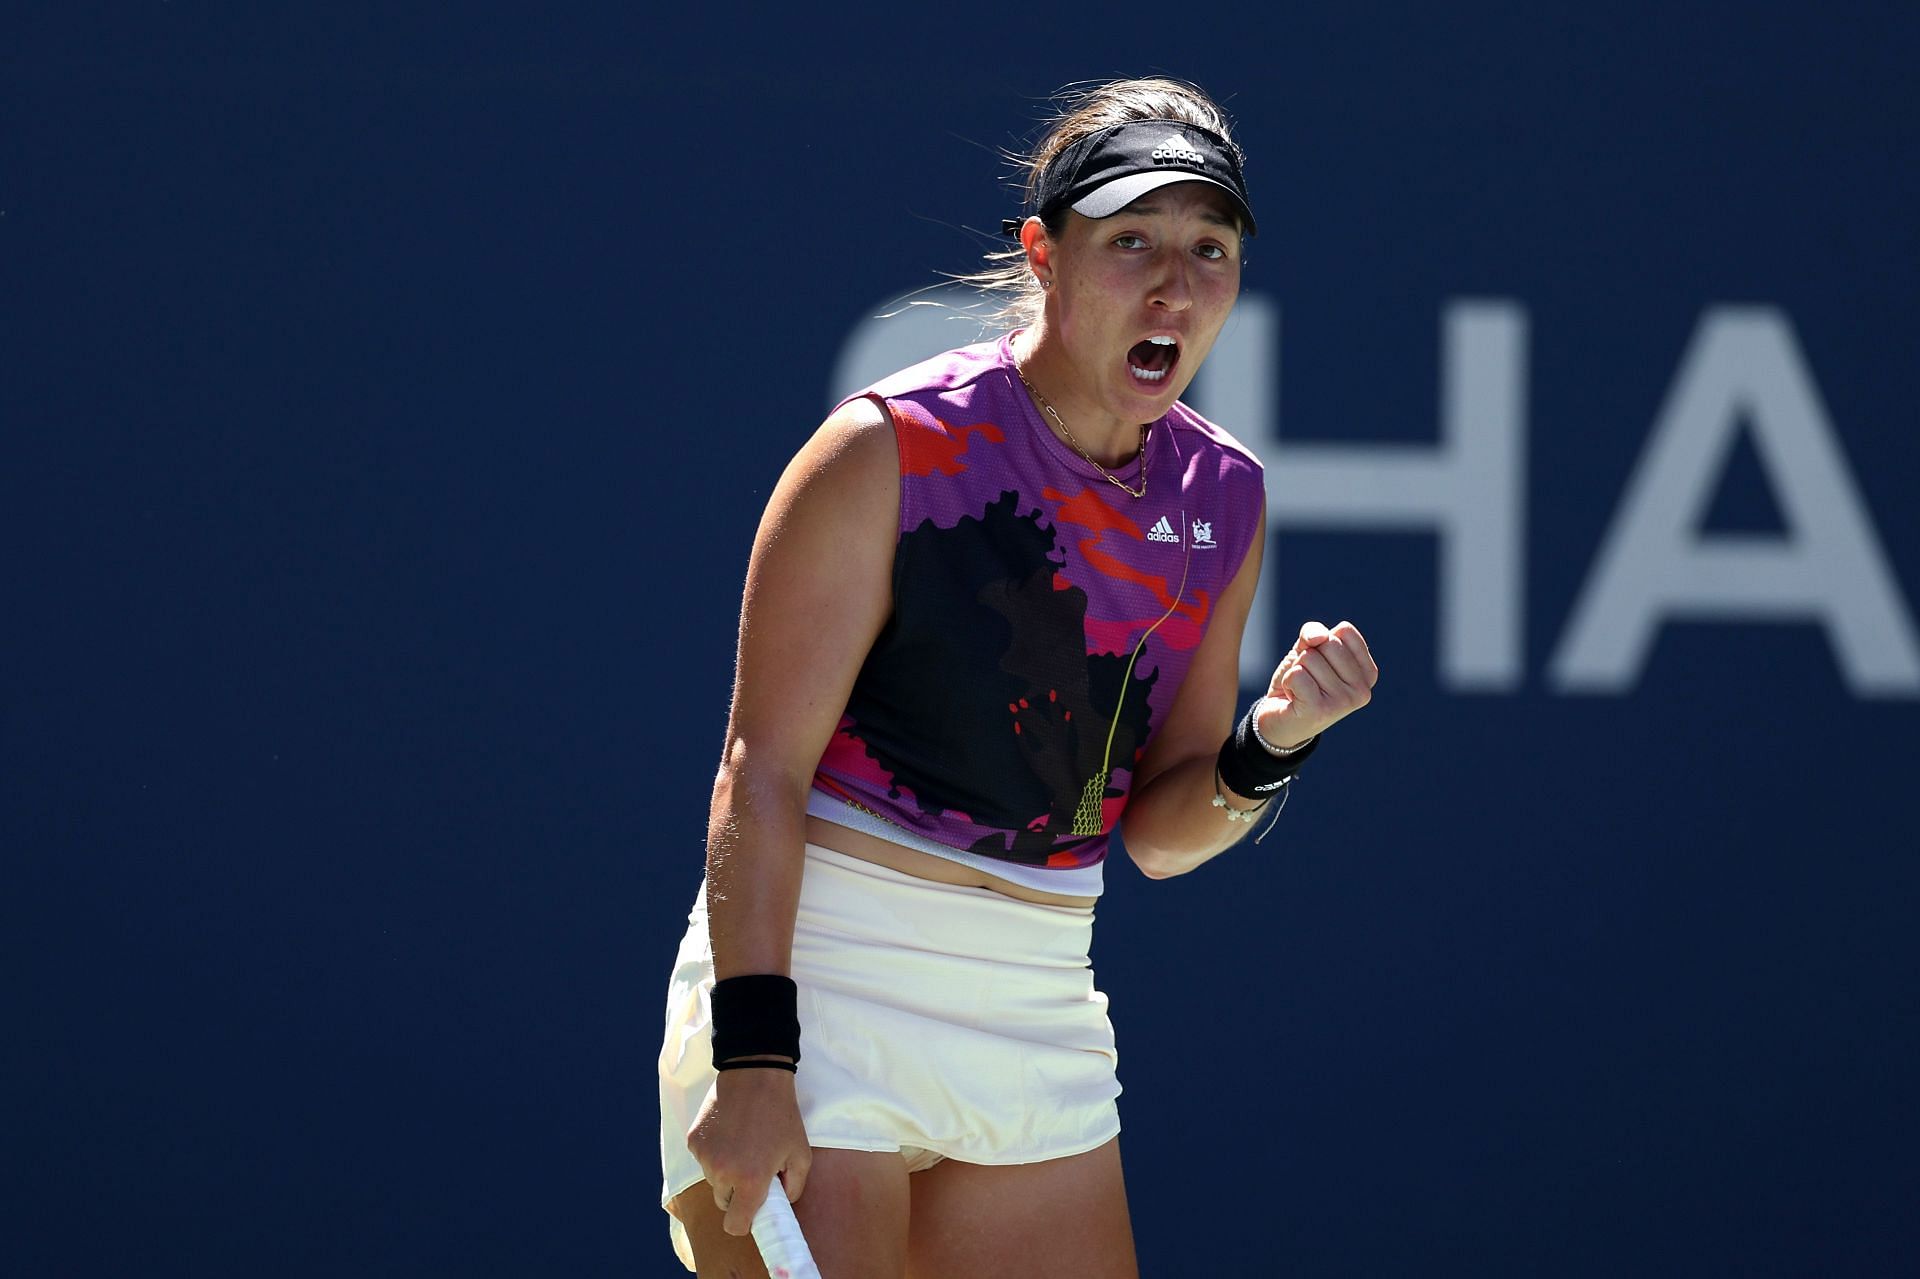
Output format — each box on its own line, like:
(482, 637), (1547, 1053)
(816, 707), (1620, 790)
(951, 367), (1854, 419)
(807, 334), (1265, 896)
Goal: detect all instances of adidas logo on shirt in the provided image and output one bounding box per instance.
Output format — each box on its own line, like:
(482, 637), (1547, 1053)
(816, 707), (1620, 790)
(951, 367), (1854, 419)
(1147, 516), (1181, 543)
(1151, 134), (1206, 166)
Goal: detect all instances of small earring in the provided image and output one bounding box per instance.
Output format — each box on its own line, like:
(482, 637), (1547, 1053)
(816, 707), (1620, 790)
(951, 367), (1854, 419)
(1040, 278), (1053, 290)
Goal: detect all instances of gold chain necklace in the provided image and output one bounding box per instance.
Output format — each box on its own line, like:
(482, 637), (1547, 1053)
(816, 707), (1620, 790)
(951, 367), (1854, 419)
(1013, 363), (1150, 499)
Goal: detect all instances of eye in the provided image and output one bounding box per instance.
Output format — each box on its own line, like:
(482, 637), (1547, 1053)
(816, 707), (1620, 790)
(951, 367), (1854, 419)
(1112, 233), (1148, 250)
(1195, 242), (1229, 261)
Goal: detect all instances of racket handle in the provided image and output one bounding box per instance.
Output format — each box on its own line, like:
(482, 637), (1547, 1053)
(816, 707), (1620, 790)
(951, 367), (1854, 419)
(750, 1176), (820, 1279)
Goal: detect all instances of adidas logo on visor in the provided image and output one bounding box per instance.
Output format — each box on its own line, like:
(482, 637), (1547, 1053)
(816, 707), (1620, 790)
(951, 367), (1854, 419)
(1150, 134), (1206, 167)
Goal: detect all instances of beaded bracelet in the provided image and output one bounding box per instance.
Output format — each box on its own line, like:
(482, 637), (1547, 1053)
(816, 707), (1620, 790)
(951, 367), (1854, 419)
(1211, 766), (1270, 823)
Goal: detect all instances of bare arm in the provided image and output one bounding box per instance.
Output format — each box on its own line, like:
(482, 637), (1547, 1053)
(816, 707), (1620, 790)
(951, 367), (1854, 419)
(705, 397), (897, 977)
(1120, 496), (1378, 878)
(688, 395), (898, 1233)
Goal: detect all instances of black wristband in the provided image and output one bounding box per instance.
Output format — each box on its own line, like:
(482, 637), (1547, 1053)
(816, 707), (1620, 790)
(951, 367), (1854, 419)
(1215, 703), (1319, 800)
(710, 974), (801, 1067)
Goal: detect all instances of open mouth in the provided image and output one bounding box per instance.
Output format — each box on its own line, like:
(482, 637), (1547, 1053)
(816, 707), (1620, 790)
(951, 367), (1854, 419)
(1127, 335), (1180, 385)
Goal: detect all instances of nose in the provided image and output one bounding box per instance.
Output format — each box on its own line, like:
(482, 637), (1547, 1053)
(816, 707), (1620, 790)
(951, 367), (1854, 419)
(1148, 247), (1194, 312)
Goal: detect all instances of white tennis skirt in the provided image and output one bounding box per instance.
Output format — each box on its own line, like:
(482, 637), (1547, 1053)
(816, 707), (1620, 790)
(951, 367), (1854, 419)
(657, 843), (1122, 1264)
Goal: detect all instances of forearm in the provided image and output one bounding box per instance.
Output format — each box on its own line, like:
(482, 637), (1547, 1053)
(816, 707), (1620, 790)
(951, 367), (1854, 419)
(1122, 699), (1316, 878)
(1118, 751), (1266, 878)
(686, 752), (814, 1231)
(702, 748), (812, 980)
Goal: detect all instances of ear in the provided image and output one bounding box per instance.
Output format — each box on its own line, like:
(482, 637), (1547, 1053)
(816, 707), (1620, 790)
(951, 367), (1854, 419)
(1018, 217), (1054, 286)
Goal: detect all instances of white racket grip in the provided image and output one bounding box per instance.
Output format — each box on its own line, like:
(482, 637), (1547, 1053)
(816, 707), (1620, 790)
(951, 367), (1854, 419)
(750, 1176), (820, 1279)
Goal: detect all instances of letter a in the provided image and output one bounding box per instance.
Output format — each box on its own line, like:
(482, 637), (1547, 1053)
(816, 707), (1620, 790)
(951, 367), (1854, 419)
(1551, 308), (1920, 697)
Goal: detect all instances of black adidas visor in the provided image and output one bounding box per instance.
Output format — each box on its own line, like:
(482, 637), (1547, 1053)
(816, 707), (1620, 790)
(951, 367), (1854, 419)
(1002, 119), (1257, 238)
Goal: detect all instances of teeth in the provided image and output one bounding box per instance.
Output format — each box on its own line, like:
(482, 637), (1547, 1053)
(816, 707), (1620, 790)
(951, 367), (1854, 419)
(1132, 366), (1169, 382)
(1147, 335), (1177, 346)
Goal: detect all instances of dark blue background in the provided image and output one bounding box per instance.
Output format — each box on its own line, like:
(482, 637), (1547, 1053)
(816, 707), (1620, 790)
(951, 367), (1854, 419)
(6, 6), (1916, 1275)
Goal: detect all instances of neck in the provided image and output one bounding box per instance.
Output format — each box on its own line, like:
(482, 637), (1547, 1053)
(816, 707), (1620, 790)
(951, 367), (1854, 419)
(1012, 327), (1143, 468)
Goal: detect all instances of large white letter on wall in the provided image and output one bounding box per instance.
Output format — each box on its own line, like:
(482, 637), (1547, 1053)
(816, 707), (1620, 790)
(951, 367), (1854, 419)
(1549, 308), (1920, 697)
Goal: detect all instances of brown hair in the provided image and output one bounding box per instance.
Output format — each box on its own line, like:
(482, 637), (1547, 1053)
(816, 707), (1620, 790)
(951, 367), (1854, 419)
(951, 77), (1248, 329)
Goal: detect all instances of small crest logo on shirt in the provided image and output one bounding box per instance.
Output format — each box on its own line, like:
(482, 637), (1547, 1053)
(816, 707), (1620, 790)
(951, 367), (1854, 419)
(1191, 519), (1216, 548)
(1147, 515), (1181, 543)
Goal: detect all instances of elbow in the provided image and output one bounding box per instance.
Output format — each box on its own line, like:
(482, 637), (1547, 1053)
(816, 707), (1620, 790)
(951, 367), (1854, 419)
(1122, 834), (1192, 881)
(1121, 806), (1226, 880)
(710, 736), (814, 812)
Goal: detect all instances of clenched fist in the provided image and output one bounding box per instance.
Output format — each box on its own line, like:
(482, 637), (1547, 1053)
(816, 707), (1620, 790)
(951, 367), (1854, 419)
(1257, 620), (1378, 749)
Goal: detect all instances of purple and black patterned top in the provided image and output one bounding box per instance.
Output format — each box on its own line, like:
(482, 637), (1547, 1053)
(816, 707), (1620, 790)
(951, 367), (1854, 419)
(808, 334), (1264, 895)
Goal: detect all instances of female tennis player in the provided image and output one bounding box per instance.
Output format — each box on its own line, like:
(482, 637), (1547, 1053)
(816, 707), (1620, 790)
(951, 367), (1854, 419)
(658, 76), (1377, 1277)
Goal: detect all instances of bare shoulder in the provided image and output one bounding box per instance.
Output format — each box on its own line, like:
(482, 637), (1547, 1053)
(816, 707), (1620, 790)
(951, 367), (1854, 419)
(748, 396), (898, 596)
(731, 395), (899, 758)
(782, 395), (896, 495)
(819, 393), (893, 445)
